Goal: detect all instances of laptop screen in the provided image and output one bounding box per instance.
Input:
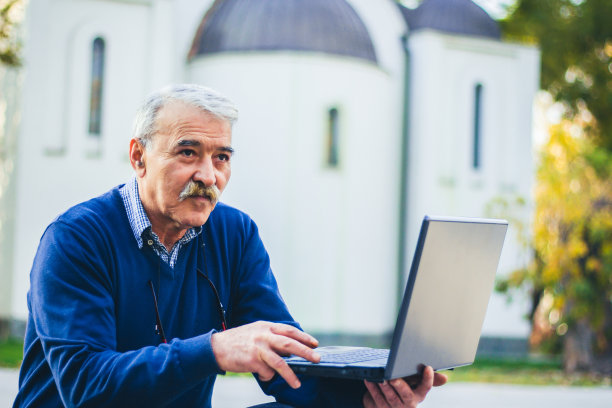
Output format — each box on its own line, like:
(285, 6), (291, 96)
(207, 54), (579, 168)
(385, 216), (508, 379)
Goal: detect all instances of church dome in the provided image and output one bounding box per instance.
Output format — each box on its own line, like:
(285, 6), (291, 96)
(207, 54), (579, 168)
(399, 0), (501, 40)
(189, 0), (377, 63)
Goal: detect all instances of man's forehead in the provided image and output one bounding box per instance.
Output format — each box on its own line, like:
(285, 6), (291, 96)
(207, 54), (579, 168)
(154, 102), (232, 143)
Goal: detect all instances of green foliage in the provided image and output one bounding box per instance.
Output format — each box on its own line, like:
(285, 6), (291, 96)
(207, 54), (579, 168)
(499, 122), (612, 367)
(0, 0), (23, 66)
(0, 338), (23, 368)
(535, 125), (612, 332)
(501, 0), (612, 150)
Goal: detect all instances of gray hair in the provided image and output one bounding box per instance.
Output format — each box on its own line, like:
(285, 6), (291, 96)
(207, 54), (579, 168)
(132, 84), (239, 149)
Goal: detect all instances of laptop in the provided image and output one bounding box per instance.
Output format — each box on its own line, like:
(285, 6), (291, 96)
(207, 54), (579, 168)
(285, 215), (508, 382)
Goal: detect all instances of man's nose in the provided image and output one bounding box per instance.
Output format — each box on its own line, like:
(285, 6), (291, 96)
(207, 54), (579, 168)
(194, 158), (216, 186)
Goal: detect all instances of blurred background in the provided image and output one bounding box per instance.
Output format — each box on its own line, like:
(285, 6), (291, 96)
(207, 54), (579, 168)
(0, 0), (610, 387)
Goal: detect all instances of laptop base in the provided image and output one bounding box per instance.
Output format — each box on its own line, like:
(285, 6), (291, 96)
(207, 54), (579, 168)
(286, 346), (389, 382)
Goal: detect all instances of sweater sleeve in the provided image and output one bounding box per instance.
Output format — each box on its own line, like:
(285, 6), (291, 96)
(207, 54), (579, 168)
(228, 218), (366, 407)
(29, 221), (222, 407)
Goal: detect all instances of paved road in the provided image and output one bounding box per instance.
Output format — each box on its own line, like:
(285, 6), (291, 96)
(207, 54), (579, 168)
(2, 368), (611, 407)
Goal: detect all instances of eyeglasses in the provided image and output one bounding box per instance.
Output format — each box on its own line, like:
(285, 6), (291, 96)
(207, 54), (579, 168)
(196, 268), (228, 331)
(148, 268), (227, 344)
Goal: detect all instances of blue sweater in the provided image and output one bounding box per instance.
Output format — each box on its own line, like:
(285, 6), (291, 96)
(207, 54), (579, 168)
(14, 186), (364, 407)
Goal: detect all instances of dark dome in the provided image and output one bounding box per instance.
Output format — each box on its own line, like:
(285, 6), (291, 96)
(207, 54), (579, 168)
(189, 0), (377, 63)
(399, 0), (501, 40)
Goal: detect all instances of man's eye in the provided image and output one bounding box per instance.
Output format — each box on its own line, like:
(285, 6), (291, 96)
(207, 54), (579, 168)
(181, 150), (195, 157)
(218, 154), (230, 162)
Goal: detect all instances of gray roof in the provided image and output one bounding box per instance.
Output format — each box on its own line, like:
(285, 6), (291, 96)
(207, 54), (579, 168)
(399, 0), (501, 40)
(189, 0), (377, 63)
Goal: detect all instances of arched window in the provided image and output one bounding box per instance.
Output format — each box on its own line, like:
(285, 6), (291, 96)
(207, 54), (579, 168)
(88, 37), (105, 136)
(326, 107), (340, 167)
(472, 83), (483, 170)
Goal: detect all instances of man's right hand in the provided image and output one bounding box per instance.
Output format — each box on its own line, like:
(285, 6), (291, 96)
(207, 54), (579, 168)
(210, 321), (321, 389)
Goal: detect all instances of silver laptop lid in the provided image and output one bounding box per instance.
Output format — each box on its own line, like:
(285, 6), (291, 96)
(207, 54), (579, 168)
(385, 215), (508, 379)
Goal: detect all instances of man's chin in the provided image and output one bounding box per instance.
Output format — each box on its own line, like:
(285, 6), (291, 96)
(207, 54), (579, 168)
(174, 197), (218, 224)
(183, 207), (215, 227)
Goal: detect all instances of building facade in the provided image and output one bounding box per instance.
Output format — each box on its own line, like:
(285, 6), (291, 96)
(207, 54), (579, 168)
(0, 0), (539, 349)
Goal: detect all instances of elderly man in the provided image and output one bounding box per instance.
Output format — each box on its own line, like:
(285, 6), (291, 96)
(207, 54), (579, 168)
(14, 84), (445, 407)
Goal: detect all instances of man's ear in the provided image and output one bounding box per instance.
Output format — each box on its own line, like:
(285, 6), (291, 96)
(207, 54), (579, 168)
(129, 139), (146, 177)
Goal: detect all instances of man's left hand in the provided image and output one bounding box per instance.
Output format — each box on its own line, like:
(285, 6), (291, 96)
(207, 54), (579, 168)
(363, 366), (447, 408)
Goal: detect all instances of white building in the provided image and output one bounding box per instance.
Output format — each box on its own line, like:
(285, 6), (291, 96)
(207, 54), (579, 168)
(0, 0), (539, 351)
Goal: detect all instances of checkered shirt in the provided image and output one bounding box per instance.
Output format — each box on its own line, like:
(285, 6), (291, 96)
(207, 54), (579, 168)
(119, 177), (201, 268)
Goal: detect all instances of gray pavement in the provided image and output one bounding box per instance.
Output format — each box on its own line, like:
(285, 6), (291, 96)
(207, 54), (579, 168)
(1, 369), (17, 408)
(2, 367), (611, 407)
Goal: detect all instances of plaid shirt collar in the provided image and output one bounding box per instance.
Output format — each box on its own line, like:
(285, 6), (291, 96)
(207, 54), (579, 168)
(120, 177), (201, 268)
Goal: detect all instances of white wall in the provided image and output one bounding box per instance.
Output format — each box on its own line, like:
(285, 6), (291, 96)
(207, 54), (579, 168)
(189, 52), (404, 334)
(0, 64), (23, 321)
(185, 0), (412, 336)
(348, 0), (407, 76)
(11, 0), (155, 319)
(406, 30), (540, 337)
(174, 0), (215, 78)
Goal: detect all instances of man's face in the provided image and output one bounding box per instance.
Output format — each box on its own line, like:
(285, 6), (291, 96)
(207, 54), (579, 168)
(132, 101), (233, 237)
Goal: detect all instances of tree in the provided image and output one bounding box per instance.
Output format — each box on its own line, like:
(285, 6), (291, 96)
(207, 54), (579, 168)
(495, 0), (612, 375)
(499, 122), (612, 374)
(501, 0), (612, 151)
(0, 0), (23, 67)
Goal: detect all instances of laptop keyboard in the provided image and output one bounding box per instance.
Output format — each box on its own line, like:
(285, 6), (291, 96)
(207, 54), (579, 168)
(289, 348), (389, 364)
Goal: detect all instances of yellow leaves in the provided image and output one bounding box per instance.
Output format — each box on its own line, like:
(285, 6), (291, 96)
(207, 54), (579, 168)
(498, 116), (612, 354)
(567, 240), (588, 259)
(604, 40), (612, 58)
(585, 257), (602, 274)
(529, 120), (612, 334)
